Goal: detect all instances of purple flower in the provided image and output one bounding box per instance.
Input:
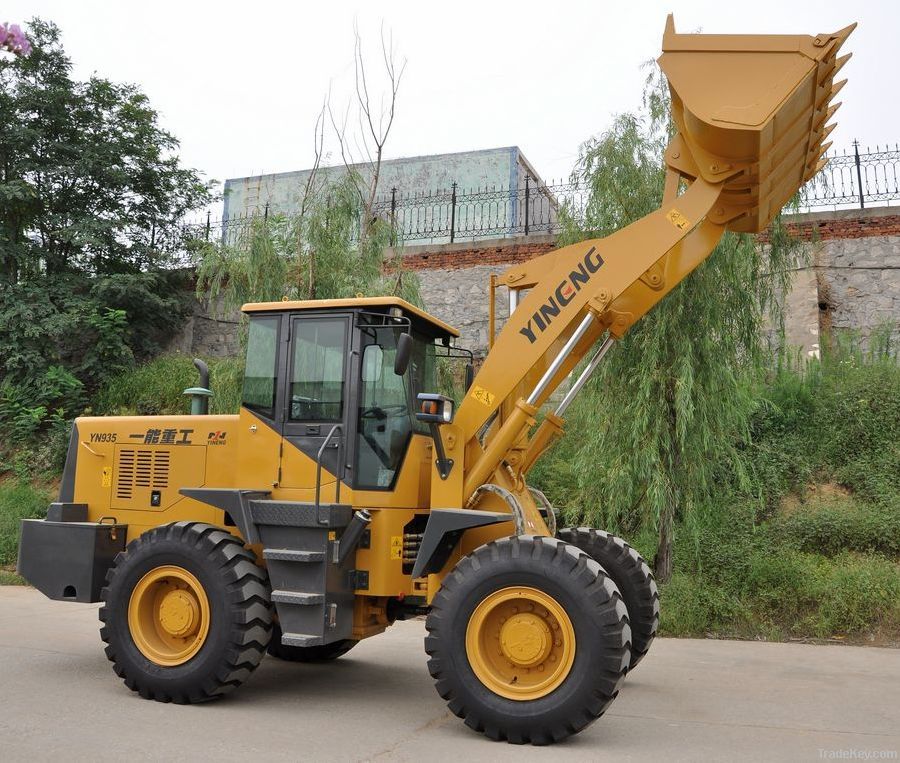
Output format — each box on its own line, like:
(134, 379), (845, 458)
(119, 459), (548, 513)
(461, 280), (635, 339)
(1, 21), (31, 56)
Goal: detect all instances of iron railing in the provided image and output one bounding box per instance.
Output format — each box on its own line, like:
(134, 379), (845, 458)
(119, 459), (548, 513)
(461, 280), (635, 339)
(171, 143), (900, 253)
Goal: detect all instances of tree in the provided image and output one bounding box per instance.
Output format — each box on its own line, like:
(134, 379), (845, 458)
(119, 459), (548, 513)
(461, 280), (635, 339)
(542, 70), (803, 582)
(196, 24), (417, 322)
(195, 172), (419, 318)
(0, 19), (212, 282)
(328, 23), (406, 246)
(0, 18), (211, 389)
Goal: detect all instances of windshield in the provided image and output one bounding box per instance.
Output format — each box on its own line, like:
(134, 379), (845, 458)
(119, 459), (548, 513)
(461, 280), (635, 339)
(354, 324), (430, 489)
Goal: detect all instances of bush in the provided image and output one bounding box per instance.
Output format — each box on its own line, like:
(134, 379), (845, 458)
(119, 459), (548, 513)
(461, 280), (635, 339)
(775, 498), (900, 557)
(0, 480), (51, 567)
(95, 354), (244, 416)
(817, 553), (900, 636)
(659, 573), (746, 637)
(0, 366), (85, 477)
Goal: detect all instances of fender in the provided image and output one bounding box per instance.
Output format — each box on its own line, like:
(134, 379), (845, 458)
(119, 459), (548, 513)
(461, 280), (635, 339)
(411, 509), (512, 579)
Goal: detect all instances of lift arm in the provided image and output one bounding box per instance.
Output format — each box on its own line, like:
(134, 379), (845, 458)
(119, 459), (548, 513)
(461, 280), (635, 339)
(435, 16), (855, 519)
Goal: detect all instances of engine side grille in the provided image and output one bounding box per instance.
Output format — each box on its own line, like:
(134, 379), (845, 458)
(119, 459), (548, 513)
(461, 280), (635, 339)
(116, 449), (170, 500)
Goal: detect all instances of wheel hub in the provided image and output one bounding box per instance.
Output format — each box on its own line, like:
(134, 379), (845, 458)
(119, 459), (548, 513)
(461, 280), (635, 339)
(158, 588), (200, 638)
(499, 614), (552, 667)
(127, 565), (210, 666)
(465, 586), (576, 700)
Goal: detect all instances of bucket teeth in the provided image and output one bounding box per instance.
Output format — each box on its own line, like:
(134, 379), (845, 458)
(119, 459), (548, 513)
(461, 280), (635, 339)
(815, 102), (842, 132)
(659, 17), (854, 233)
(817, 46), (852, 86)
(831, 21), (858, 45)
(832, 52), (852, 78)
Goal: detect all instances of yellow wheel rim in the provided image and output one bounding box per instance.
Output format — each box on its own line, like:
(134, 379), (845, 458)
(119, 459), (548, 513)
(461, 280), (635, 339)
(127, 566), (210, 666)
(465, 586), (576, 701)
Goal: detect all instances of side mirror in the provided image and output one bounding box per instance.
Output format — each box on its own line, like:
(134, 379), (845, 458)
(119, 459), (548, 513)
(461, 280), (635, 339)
(394, 332), (413, 376)
(464, 363), (475, 392)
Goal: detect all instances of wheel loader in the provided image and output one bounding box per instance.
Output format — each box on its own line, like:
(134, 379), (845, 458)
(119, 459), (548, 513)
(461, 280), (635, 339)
(17, 16), (854, 745)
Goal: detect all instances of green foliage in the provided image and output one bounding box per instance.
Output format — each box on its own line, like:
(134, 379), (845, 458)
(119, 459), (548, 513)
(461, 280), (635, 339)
(0, 570), (25, 585)
(0, 480), (51, 566)
(775, 499), (900, 557)
(195, 173), (420, 326)
(540, 69), (805, 579)
(0, 19), (212, 281)
(95, 354), (244, 416)
(538, 335), (900, 640)
(0, 366), (84, 476)
(660, 506), (900, 641)
(0, 19), (207, 465)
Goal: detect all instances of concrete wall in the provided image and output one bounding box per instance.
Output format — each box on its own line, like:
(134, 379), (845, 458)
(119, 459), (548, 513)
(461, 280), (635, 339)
(767, 208), (900, 354)
(225, 146), (531, 217)
(176, 208), (900, 360)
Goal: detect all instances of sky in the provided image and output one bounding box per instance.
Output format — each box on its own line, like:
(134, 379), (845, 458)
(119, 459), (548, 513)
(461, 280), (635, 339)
(5, 1), (897, 214)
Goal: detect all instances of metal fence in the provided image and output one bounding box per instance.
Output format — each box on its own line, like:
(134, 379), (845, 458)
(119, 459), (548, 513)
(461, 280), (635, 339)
(177, 143), (900, 251)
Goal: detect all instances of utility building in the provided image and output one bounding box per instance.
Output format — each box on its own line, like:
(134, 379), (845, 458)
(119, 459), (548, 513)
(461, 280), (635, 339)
(222, 146), (551, 244)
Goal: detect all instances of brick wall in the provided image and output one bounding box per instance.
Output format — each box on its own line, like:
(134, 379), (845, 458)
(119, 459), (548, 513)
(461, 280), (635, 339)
(398, 235), (558, 271)
(759, 209), (900, 242)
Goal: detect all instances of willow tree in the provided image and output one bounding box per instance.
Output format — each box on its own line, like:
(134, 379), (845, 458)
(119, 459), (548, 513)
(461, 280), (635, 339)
(545, 72), (803, 581)
(194, 172), (420, 322)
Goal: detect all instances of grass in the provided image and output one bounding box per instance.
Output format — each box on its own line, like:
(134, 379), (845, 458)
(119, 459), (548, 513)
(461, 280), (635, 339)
(0, 479), (53, 584)
(535, 340), (900, 644)
(656, 349), (900, 643)
(95, 353), (244, 416)
(0, 570), (25, 585)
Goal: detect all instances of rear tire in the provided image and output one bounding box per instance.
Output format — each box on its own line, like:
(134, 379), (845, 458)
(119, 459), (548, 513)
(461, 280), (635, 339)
(425, 535), (630, 745)
(558, 527), (659, 670)
(99, 522), (273, 703)
(267, 622), (357, 662)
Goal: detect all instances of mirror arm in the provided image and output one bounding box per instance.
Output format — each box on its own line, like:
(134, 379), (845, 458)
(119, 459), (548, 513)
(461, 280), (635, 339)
(429, 424), (454, 480)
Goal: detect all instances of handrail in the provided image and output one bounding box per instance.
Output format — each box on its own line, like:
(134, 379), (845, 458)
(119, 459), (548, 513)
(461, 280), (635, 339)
(315, 424), (344, 523)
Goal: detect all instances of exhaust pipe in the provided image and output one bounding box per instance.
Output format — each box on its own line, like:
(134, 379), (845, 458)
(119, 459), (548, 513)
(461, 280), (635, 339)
(183, 358), (212, 415)
(338, 509), (372, 564)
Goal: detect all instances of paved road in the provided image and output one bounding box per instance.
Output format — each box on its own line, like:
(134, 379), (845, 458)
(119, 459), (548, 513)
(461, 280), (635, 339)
(1, 586), (898, 762)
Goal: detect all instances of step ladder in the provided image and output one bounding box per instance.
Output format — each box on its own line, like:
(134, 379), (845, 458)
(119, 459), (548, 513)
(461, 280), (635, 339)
(251, 500), (355, 647)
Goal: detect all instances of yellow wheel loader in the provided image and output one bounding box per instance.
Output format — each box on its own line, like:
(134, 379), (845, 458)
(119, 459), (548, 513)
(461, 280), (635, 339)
(17, 16), (854, 745)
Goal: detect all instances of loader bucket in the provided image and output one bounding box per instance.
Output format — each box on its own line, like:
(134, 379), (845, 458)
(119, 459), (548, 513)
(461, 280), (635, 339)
(658, 15), (855, 233)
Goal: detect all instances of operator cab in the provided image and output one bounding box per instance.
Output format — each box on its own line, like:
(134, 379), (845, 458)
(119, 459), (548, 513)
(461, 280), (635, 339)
(240, 297), (464, 495)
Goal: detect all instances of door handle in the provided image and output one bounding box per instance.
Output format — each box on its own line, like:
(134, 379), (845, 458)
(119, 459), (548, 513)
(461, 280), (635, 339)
(249, 424), (257, 433)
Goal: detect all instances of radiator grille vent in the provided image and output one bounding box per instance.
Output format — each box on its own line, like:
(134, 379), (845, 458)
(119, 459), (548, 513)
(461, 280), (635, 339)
(116, 449), (170, 499)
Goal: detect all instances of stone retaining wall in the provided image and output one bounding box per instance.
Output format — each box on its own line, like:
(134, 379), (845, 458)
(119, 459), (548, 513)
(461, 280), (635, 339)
(177, 208), (900, 359)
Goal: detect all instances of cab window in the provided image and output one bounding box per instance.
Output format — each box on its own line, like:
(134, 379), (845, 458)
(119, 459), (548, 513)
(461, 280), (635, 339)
(289, 318), (346, 421)
(355, 325), (413, 489)
(242, 316), (279, 419)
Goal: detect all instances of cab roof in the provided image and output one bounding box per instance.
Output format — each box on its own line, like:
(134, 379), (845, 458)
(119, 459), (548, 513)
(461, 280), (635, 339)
(242, 296), (459, 338)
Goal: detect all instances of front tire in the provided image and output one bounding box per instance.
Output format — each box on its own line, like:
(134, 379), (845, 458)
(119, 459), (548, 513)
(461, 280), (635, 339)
(558, 528), (659, 670)
(99, 522), (273, 703)
(425, 535), (630, 745)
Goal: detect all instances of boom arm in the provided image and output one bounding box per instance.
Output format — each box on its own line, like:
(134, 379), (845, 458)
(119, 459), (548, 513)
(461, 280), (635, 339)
(430, 16), (855, 523)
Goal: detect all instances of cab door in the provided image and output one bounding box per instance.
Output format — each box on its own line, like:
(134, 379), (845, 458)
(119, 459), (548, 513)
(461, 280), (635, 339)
(279, 313), (352, 491)
(235, 313), (283, 489)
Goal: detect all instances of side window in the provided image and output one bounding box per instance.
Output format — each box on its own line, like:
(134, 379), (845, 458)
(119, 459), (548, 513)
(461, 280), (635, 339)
(289, 318), (347, 421)
(409, 336), (437, 434)
(355, 325), (414, 489)
(242, 316), (279, 418)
